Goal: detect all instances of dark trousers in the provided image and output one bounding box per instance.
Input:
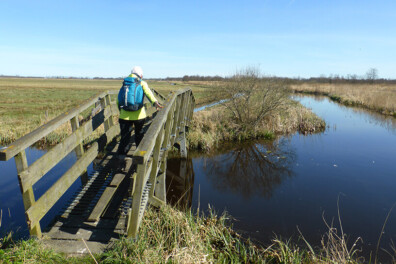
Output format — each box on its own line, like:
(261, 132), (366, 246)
(117, 118), (145, 155)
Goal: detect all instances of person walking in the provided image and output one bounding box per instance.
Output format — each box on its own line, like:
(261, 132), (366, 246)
(117, 66), (162, 158)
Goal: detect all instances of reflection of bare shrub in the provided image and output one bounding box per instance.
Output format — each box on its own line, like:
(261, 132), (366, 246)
(203, 138), (295, 199)
(219, 67), (290, 131)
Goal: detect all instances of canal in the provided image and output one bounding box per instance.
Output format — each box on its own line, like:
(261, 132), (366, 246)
(1, 95), (396, 261)
(167, 95), (396, 261)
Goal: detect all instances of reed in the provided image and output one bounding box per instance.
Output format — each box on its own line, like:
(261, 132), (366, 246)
(188, 99), (326, 151)
(291, 83), (396, 117)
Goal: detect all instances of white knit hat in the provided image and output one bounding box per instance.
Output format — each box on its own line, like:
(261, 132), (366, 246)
(132, 66), (143, 78)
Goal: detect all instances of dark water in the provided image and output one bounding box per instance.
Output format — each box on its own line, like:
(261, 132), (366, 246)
(0, 148), (95, 239)
(168, 96), (396, 262)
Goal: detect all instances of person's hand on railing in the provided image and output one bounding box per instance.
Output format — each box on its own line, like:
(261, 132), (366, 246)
(154, 102), (163, 111)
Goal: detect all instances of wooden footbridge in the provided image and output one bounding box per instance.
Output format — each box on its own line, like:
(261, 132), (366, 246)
(0, 87), (195, 254)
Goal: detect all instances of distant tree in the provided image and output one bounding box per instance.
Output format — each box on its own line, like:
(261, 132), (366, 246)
(366, 68), (378, 83)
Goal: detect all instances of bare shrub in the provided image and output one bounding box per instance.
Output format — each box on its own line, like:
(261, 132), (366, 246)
(219, 67), (290, 131)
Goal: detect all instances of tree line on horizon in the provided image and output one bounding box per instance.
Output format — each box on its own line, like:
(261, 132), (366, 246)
(1, 68), (395, 84)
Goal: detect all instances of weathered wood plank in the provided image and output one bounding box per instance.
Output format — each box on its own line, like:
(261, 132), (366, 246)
(14, 151), (42, 238)
(0, 91), (109, 161)
(162, 103), (176, 151)
(26, 125), (119, 228)
(148, 129), (165, 202)
(40, 239), (110, 255)
(87, 187), (117, 222)
(170, 94), (183, 147)
(45, 226), (122, 241)
(52, 216), (126, 230)
(70, 116), (84, 158)
(109, 173), (125, 187)
(19, 106), (115, 192)
(149, 196), (166, 208)
(127, 162), (146, 238)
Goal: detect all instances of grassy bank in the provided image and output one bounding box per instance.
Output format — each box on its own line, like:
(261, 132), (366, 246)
(1, 205), (367, 263)
(188, 99), (326, 151)
(0, 78), (217, 146)
(291, 82), (396, 117)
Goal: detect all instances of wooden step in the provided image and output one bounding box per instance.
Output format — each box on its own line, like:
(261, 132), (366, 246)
(40, 239), (110, 255)
(87, 174), (126, 222)
(44, 226), (123, 241)
(52, 215), (126, 230)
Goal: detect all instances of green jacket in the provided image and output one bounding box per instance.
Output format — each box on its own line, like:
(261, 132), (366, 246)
(117, 74), (158, 120)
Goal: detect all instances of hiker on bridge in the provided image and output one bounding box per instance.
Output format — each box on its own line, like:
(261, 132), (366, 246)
(117, 66), (162, 157)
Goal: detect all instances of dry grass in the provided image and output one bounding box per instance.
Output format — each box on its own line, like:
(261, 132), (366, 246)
(100, 205), (268, 263)
(188, 100), (326, 151)
(291, 83), (396, 116)
(0, 78), (217, 146)
(1, 205), (369, 263)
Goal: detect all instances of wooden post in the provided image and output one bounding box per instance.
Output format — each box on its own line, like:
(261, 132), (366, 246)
(180, 91), (190, 127)
(105, 94), (114, 128)
(70, 116), (88, 184)
(127, 162), (147, 239)
(148, 129), (164, 203)
(170, 95), (183, 147)
(101, 96), (111, 132)
(178, 128), (187, 159)
(163, 103), (176, 150)
(155, 155), (167, 202)
(174, 92), (190, 159)
(15, 151), (42, 238)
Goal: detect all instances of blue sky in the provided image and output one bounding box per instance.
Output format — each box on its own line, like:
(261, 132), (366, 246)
(0, 0), (395, 78)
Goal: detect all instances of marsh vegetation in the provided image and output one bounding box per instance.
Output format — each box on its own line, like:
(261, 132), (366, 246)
(188, 68), (325, 151)
(291, 82), (396, 117)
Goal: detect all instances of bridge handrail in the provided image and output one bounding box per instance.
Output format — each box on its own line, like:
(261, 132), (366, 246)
(2, 91), (120, 237)
(127, 87), (195, 238)
(134, 87), (192, 163)
(0, 87), (165, 238)
(0, 91), (110, 161)
(0, 89), (166, 162)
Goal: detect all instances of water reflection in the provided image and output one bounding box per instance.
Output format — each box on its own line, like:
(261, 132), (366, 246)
(293, 94), (396, 134)
(166, 158), (194, 209)
(202, 138), (296, 199)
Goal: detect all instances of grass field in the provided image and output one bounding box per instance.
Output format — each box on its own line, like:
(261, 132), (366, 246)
(291, 82), (396, 117)
(0, 78), (218, 145)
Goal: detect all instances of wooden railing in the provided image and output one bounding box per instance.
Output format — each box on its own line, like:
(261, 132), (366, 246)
(0, 91), (121, 237)
(127, 88), (195, 238)
(0, 89), (163, 238)
(0, 87), (193, 240)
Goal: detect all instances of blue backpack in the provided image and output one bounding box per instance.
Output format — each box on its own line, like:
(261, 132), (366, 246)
(118, 76), (144, 111)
